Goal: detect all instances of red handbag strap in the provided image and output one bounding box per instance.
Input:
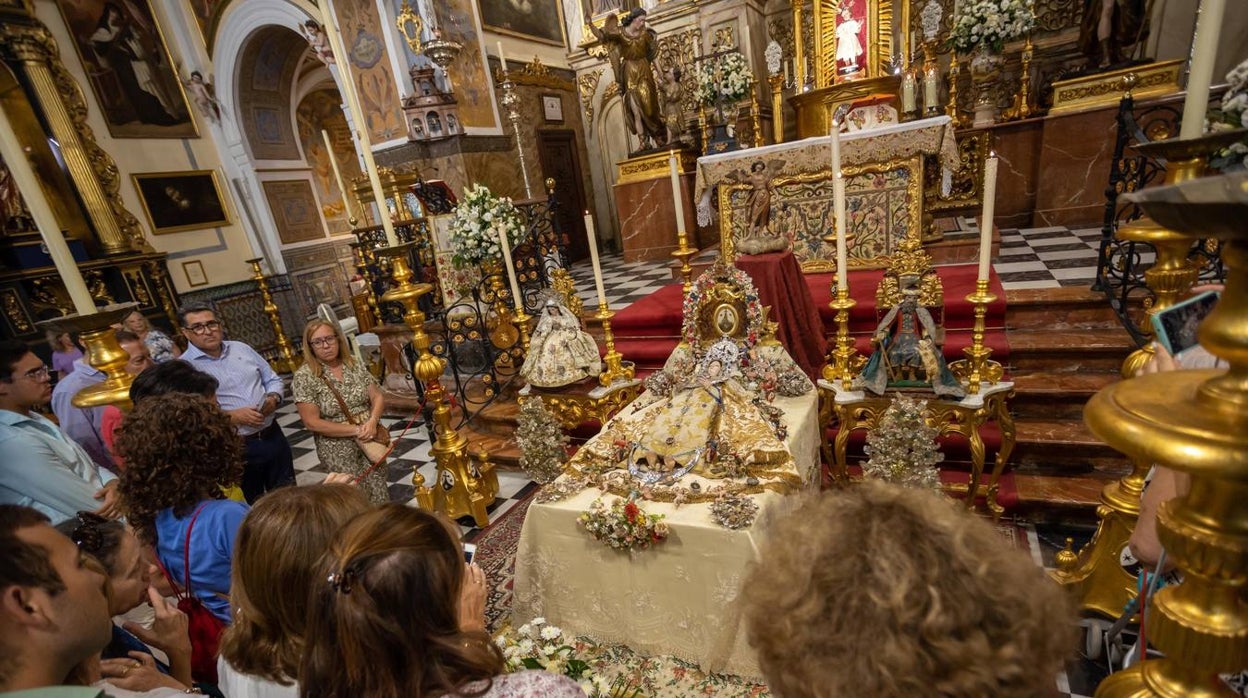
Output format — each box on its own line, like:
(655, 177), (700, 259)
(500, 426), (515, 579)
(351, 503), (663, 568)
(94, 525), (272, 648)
(182, 503), (209, 595)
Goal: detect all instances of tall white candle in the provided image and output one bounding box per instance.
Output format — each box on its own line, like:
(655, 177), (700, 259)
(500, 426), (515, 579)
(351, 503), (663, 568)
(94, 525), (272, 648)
(978, 153), (999, 282)
(496, 224), (523, 312)
(923, 66), (939, 112)
(0, 117), (94, 314)
(321, 129), (354, 222)
(901, 71), (917, 114)
(783, 60), (790, 86)
(668, 152), (686, 236)
(496, 41), (508, 73)
(831, 125), (848, 291)
(1179, 0), (1226, 139)
(584, 211), (608, 307)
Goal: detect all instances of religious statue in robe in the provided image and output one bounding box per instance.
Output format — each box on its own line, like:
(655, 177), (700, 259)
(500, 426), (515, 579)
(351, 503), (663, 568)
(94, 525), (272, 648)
(1078, 0), (1149, 70)
(733, 160), (790, 255)
(588, 8), (665, 151)
(521, 299), (603, 388)
(856, 274), (966, 399)
(571, 338), (792, 485)
(834, 4), (865, 78)
(661, 66), (687, 146)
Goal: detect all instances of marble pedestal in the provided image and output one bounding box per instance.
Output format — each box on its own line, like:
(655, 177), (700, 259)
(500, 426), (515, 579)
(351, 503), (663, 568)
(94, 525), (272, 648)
(613, 151), (698, 263)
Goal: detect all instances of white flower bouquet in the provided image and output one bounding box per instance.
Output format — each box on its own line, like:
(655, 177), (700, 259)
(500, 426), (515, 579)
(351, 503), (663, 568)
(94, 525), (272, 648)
(448, 183), (525, 267)
(949, 0), (1034, 54)
(695, 50), (752, 106)
(496, 618), (612, 696)
(1209, 57), (1248, 172)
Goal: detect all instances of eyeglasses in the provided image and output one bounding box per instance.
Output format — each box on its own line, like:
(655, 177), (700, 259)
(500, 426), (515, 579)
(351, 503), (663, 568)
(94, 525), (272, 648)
(21, 365), (50, 382)
(309, 336), (339, 349)
(184, 320), (222, 335)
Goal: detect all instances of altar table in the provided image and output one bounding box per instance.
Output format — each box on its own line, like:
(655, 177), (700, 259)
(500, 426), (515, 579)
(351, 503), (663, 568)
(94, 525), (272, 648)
(511, 391), (820, 678)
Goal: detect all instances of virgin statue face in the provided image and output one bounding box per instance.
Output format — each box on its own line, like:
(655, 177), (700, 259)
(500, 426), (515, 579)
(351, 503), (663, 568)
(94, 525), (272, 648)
(707, 360), (723, 378)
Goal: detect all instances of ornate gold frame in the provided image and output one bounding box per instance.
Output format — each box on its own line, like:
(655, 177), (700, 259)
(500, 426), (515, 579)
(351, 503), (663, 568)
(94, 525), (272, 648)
(0, 14), (151, 255)
(811, 0), (894, 87)
(716, 154), (924, 272)
(131, 169), (232, 235)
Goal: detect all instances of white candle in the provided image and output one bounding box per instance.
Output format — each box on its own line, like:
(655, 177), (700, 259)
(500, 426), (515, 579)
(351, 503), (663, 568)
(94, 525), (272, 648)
(584, 211), (608, 307)
(0, 119), (94, 314)
(923, 67), (939, 112)
(978, 153), (999, 282)
(1179, 0), (1226, 139)
(831, 124), (847, 291)
(496, 224), (523, 312)
(321, 129), (353, 221)
(668, 152), (686, 236)
(783, 60), (790, 85)
(496, 41), (508, 74)
(901, 71), (917, 114)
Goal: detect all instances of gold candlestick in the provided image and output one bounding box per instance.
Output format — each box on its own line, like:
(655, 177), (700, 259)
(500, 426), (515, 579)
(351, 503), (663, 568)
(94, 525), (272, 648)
(1087, 170), (1248, 698)
(768, 73), (784, 143)
(245, 258), (300, 374)
(671, 229), (698, 295)
(485, 261), (520, 351)
(699, 105), (709, 155)
(596, 303), (634, 387)
(379, 244), (498, 527)
(824, 286), (862, 389)
(946, 54), (964, 126)
(1003, 36), (1034, 121)
(948, 279), (1003, 394)
(750, 77), (763, 148)
(40, 304), (141, 411)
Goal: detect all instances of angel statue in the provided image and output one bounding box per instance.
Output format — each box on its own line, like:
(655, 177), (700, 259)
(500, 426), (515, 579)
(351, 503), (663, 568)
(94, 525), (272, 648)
(182, 71), (222, 123)
(587, 7), (665, 152)
(661, 66), (687, 146)
(520, 299), (603, 388)
(301, 20), (336, 65)
(856, 274), (965, 398)
(731, 159), (788, 255)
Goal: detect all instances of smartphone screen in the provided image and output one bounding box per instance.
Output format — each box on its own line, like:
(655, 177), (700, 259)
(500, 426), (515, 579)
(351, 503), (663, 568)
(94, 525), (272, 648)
(463, 543), (477, 565)
(1152, 291), (1219, 356)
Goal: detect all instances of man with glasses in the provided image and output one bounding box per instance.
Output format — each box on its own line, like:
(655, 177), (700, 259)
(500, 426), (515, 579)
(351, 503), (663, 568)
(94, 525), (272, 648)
(0, 341), (122, 525)
(178, 303), (293, 503)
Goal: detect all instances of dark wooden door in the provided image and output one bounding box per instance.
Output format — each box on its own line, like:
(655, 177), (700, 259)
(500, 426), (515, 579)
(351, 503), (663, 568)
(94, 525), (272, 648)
(536, 129), (589, 263)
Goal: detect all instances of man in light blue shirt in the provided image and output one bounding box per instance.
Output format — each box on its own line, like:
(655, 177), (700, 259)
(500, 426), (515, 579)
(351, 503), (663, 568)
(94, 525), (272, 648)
(0, 341), (121, 525)
(178, 303), (293, 503)
(49, 357), (112, 472)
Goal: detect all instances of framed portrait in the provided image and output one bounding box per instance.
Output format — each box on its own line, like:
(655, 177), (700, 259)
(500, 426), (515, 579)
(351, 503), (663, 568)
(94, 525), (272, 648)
(541, 94), (564, 122)
(52, 0), (197, 139)
(181, 260), (208, 287)
(478, 0), (567, 46)
(132, 170), (231, 235)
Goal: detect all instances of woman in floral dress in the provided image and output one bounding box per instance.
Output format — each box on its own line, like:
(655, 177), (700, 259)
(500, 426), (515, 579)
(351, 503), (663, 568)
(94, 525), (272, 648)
(122, 309), (180, 363)
(292, 319), (389, 504)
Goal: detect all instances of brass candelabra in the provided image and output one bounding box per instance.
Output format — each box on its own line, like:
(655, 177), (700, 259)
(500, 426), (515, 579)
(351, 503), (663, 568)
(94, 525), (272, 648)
(378, 243), (498, 527)
(946, 55), (966, 127)
(947, 279), (1003, 394)
(749, 77), (763, 148)
(350, 242), (382, 328)
(819, 230), (864, 388)
(1087, 170), (1248, 698)
(1003, 37), (1034, 121)
(596, 302), (634, 387)
(40, 304), (141, 411)
(245, 258), (300, 374)
(768, 73), (784, 143)
(498, 63), (534, 198)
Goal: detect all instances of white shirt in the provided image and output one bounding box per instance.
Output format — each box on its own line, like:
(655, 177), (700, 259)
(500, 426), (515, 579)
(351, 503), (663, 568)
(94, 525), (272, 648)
(217, 658), (298, 698)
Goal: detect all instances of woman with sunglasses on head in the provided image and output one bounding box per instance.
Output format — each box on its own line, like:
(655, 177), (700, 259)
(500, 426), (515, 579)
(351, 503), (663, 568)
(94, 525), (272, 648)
(291, 319), (388, 504)
(301, 505), (585, 697)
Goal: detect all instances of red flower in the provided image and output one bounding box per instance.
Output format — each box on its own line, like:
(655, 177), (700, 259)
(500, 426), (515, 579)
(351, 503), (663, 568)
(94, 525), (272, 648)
(624, 500), (639, 523)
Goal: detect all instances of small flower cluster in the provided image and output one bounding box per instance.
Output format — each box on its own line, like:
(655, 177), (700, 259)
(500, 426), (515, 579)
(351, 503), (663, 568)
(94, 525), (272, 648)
(496, 618), (611, 696)
(949, 0), (1034, 54)
(695, 50), (753, 106)
(448, 184), (525, 267)
(682, 265), (764, 349)
(1209, 58), (1248, 171)
(535, 476), (589, 504)
(709, 492), (759, 529)
(577, 494), (670, 552)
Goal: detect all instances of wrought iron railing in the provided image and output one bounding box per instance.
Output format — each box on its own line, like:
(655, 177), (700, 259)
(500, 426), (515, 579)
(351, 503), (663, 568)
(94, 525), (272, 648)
(1092, 91), (1227, 346)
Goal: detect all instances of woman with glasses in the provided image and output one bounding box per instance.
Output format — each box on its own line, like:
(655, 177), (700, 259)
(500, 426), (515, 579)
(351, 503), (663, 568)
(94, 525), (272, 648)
(291, 320), (389, 504)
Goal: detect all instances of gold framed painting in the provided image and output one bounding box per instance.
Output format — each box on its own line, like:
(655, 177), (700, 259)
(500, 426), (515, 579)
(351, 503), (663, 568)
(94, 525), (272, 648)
(132, 170), (231, 235)
(181, 260), (208, 287)
(479, 0), (567, 46)
(52, 0), (198, 138)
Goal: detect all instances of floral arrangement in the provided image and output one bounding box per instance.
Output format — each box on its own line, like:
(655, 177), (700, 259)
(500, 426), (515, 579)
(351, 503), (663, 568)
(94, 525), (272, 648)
(578, 494), (670, 552)
(448, 184), (525, 267)
(496, 618), (612, 696)
(709, 492), (759, 529)
(682, 263), (765, 349)
(1209, 58), (1248, 172)
(948, 0), (1034, 54)
(694, 50), (752, 107)
(535, 476), (589, 504)
(516, 397), (570, 484)
(862, 394), (943, 489)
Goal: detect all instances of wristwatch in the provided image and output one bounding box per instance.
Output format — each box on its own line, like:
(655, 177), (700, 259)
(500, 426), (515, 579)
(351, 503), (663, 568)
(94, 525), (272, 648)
(264, 392), (283, 408)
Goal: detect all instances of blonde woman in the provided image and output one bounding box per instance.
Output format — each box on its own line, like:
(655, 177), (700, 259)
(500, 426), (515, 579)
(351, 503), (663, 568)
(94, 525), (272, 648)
(291, 320), (389, 503)
(122, 309), (180, 363)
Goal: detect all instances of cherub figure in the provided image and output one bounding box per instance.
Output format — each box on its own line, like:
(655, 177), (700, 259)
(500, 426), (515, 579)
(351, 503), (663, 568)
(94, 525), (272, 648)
(182, 71), (221, 123)
(661, 66), (686, 145)
(301, 20), (335, 65)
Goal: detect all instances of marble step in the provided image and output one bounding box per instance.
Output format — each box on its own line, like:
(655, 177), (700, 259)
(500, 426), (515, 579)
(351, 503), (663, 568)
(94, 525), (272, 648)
(1011, 473), (1118, 522)
(1006, 327), (1136, 372)
(1009, 418), (1128, 472)
(1004, 286), (1136, 331)
(1007, 371), (1119, 420)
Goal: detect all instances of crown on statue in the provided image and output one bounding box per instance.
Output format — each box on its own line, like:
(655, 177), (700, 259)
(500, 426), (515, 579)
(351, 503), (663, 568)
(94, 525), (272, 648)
(702, 337), (741, 371)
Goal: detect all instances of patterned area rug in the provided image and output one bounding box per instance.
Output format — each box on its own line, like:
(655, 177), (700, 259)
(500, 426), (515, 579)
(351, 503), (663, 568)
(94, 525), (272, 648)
(475, 488), (535, 632)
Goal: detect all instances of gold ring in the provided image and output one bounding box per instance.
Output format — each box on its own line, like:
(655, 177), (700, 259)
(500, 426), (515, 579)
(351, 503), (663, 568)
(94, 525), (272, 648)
(122, 667), (130, 676)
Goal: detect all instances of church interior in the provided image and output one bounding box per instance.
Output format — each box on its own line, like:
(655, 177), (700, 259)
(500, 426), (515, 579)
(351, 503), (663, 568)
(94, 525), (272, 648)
(1, 0), (1247, 693)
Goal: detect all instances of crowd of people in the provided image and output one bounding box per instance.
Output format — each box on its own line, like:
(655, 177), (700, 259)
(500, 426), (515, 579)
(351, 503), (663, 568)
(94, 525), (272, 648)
(1, 303), (1097, 697)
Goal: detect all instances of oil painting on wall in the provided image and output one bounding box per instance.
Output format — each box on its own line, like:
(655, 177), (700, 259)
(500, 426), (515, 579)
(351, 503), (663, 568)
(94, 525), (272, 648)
(479, 0), (566, 45)
(132, 170), (230, 234)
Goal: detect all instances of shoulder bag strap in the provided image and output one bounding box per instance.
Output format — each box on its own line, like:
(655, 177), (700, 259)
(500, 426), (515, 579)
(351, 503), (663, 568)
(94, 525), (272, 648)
(319, 372), (359, 426)
(182, 502), (209, 595)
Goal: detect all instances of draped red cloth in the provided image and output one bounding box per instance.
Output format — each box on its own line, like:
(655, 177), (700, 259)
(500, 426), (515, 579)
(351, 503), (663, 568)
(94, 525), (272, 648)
(735, 249), (827, 380)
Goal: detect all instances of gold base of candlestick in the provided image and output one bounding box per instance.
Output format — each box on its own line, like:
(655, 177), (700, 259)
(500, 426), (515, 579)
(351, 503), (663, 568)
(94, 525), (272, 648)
(948, 280), (1003, 394)
(515, 308), (533, 355)
(40, 304), (140, 411)
(596, 304), (634, 387)
(822, 287), (865, 389)
(246, 258), (301, 374)
(671, 237), (698, 295)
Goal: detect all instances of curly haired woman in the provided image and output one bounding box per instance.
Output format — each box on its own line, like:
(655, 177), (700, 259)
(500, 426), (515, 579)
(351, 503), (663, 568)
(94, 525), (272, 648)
(742, 481), (1074, 698)
(115, 392), (247, 624)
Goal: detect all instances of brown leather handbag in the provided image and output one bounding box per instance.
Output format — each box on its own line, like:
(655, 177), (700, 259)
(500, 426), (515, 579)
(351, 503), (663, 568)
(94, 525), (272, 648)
(319, 373), (390, 463)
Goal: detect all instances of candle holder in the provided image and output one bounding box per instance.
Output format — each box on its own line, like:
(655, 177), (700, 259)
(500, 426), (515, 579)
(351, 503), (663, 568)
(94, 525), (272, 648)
(378, 243), (498, 527)
(768, 73), (784, 143)
(1086, 170), (1248, 698)
(749, 77), (764, 148)
(948, 279), (1003, 394)
(671, 226), (698, 295)
(483, 259), (520, 351)
(245, 258), (301, 374)
(498, 64), (534, 199)
(946, 55), (967, 127)
(1002, 36), (1034, 121)
(595, 303), (634, 388)
(39, 304), (140, 411)
(922, 39), (941, 117)
(819, 231), (863, 388)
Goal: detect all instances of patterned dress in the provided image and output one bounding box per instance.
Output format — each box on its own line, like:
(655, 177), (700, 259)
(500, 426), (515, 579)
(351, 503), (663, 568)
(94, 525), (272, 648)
(291, 362), (389, 504)
(143, 329), (178, 363)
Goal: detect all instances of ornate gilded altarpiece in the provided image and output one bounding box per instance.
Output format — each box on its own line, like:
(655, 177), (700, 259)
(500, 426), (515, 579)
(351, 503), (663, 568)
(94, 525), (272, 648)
(0, 2), (180, 340)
